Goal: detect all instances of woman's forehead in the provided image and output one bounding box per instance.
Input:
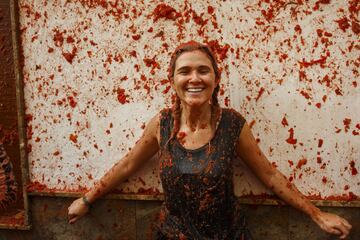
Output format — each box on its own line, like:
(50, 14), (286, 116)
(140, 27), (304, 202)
(175, 50), (213, 69)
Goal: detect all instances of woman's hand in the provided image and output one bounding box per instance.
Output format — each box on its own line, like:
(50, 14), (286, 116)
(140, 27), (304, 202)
(67, 197), (90, 224)
(312, 211), (352, 239)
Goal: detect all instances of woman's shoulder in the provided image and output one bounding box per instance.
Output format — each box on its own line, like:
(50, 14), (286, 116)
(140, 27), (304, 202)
(220, 107), (246, 122)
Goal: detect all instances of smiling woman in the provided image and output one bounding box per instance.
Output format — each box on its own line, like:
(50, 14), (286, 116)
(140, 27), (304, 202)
(68, 41), (352, 239)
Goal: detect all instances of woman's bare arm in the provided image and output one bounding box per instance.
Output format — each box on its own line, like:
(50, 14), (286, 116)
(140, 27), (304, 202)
(236, 123), (352, 239)
(68, 113), (160, 223)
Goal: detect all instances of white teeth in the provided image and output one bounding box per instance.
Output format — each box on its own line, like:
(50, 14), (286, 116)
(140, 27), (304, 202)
(187, 88), (204, 92)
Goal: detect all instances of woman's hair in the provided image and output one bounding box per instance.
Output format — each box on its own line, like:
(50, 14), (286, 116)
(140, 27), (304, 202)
(167, 41), (222, 144)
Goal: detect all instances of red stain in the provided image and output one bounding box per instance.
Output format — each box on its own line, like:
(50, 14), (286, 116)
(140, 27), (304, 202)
(288, 160), (294, 167)
(318, 139), (323, 148)
(116, 88), (128, 104)
(294, 24), (302, 34)
(299, 56), (327, 68)
(224, 97), (230, 107)
(26, 181), (47, 192)
(62, 47), (77, 64)
(69, 134), (78, 143)
(343, 118), (351, 132)
(53, 29), (64, 47)
(152, 4), (180, 22)
(177, 131), (186, 145)
(313, 0), (330, 11)
(352, 21), (360, 34)
(53, 151), (60, 156)
(335, 17), (350, 32)
(321, 176), (327, 183)
(296, 158), (307, 169)
(132, 34), (141, 40)
(207, 6), (214, 14)
(350, 161), (358, 176)
(300, 90), (311, 99)
(286, 128), (297, 145)
(206, 40), (230, 61)
(255, 87), (265, 101)
(67, 96), (77, 108)
(315, 103), (321, 108)
(281, 116), (288, 127)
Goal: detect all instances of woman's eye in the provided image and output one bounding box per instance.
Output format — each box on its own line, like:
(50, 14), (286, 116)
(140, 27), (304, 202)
(199, 70), (209, 74)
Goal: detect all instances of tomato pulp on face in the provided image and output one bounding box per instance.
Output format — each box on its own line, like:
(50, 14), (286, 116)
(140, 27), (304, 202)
(172, 50), (218, 108)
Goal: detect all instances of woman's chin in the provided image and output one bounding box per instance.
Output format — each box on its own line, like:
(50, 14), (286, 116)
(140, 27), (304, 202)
(182, 99), (210, 108)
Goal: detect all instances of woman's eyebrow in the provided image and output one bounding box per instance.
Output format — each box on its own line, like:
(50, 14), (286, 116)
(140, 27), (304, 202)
(176, 65), (211, 72)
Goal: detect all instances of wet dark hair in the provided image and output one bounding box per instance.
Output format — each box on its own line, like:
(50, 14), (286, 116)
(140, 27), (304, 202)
(167, 41), (222, 143)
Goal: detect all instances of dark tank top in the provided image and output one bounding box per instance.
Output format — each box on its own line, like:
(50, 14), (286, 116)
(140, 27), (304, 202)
(154, 108), (253, 240)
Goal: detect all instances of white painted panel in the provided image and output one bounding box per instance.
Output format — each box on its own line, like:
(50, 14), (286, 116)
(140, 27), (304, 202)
(20, 0), (359, 200)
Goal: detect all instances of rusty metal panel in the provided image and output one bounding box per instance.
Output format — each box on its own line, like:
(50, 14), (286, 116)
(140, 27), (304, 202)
(19, 1), (359, 201)
(0, 0), (29, 229)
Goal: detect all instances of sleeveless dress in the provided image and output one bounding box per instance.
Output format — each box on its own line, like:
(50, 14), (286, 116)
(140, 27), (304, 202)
(153, 108), (253, 240)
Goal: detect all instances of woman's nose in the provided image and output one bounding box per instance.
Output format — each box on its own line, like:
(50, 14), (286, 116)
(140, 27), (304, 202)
(188, 70), (201, 82)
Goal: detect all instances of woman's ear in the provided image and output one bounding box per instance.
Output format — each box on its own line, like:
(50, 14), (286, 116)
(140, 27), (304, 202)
(170, 78), (175, 89)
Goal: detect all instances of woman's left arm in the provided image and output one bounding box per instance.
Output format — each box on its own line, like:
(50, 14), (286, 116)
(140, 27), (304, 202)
(236, 123), (352, 239)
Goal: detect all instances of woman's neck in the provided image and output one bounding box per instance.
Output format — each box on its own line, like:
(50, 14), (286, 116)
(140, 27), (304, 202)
(181, 103), (212, 131)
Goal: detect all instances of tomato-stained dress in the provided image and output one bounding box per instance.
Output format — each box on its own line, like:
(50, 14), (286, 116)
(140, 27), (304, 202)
(154, 108), (253, 239)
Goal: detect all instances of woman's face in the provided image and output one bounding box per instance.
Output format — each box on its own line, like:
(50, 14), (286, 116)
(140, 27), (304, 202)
(172, 50), (218, 108)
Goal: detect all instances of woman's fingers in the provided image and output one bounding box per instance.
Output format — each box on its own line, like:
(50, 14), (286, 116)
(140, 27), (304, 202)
(68, 213), (78, 224)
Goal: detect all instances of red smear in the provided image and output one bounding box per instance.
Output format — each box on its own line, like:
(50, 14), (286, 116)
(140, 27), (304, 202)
(350, 161), (358, 175)
(48, 47), (54, 53)
(288, 160), (294, 167)
(69, 134), (78, 143)
(62, 47), (77, 64)
(343, 118), (351, 132)
(318, 139), (323, 148)
(132, 34), (141, 40)
(322, 176), (327, 183)
(281, 117), (288, 127)
(117, 88), (128, 104)
(177, 131), (186, 145)
(313, 0), (330, 11)
(296, 158), (307, 169)
(286, 128), (297, 145)
(67, 96), (77, 108)
(26, 181), (47, 192)
(294, 24), (302, 34)
(351, 21), (360, 34)
(207, 6), (214, 14)
(66, 36), (75, 43)
(255, 87), (265, 101)
(334, 88), (343, 96)
(53, 29), (64, 47)
(300, 90), (311, 99)
(53, 151), (60, 156)
(206, 40), (230, 61)
(335, 17), (350, 32)
(152, 4), (180, 22)
(299, 56), (327, 68)
(224, 97), (230, 107)
(317, 156), (322, 163)
(315, 103), (321, 108)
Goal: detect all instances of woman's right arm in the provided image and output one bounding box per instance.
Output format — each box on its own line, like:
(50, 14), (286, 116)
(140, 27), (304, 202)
(68, 113), (160, 224)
